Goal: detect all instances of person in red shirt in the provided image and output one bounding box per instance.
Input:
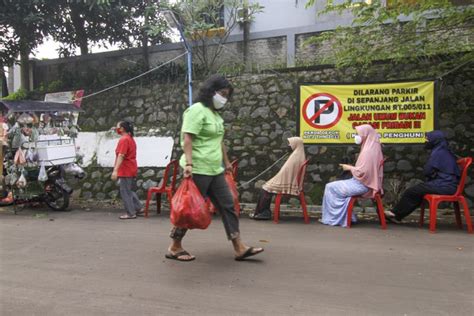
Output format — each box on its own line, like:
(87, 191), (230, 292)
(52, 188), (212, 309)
(111, 121), (142, 219)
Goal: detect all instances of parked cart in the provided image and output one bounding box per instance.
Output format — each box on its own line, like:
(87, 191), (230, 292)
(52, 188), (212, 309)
(0, 100), (85, 211)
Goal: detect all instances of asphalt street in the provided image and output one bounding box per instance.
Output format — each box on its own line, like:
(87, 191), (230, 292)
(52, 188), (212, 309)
(1, 205), (473, 315)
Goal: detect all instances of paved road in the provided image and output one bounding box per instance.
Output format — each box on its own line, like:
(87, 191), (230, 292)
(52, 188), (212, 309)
(1, 206), (473, 315)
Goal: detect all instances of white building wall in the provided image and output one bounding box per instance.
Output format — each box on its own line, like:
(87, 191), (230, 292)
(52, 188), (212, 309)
(230, 0), (371, 35)
(245, 0), (318, 33)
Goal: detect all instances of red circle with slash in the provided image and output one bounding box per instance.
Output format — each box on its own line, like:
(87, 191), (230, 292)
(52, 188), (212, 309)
(302, 93), (343, 129)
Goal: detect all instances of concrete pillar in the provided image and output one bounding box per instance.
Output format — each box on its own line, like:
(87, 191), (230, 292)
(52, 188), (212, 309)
(286, 32), (296, 68)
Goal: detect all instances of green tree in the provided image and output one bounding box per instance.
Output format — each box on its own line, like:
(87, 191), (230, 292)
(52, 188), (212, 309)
(52, 0), (169, 69)
(51, 0), (130, 56)
(0, 0), (56, 90)
(305, 0), (474, 75)
(166, 0), (263, 75)
(122, 0), (170, 70)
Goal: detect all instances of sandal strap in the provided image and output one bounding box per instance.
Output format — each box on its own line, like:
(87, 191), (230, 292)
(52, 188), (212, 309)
(174, 250), (191, 257)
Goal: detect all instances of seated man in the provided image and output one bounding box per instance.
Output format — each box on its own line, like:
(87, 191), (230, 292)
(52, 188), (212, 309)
(385, 131), (460, 223)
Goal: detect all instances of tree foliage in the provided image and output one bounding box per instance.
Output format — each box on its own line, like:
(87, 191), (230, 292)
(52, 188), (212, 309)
(52, 0), (169, 58)
(305, 0), (474, 75)
(165, 0), (263, 75)
(0, 0), (57, 89)
(0, 0), (171, 89)
(52, 1), (131, 56)
(0, 0), (55, 63)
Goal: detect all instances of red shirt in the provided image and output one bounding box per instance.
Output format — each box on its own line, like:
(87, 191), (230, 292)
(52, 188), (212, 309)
(115, 134), (138, 177)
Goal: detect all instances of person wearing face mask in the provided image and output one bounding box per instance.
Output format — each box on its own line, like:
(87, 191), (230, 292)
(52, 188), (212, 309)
(249, 137), (306, 220)
(166, 74), (264, 262)
(385, 130), (460, 224)
(320, 124), (384, 227)
(111, 120), (143, 219)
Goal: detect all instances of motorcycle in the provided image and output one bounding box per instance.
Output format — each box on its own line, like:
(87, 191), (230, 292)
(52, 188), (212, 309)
(0, 100), (85, 211)
(2, 163), (84, 211)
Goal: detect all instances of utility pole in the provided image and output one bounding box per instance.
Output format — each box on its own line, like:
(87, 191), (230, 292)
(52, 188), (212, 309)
(242, 0), (251, 71)
(163, 10), (193, 107)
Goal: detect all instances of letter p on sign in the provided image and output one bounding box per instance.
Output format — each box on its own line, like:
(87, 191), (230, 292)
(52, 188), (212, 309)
(302, 93), (343, 129)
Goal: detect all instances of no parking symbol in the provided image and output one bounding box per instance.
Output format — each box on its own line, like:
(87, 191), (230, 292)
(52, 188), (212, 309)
(302, 93), (342, 129)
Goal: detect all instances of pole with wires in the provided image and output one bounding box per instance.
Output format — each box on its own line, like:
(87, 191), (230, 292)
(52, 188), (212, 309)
(163, 10), (193, 107)
(185, 42), (193, 106)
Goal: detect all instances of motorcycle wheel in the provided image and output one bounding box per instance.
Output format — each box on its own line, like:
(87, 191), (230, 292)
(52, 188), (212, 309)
(45, 184), (70, 211)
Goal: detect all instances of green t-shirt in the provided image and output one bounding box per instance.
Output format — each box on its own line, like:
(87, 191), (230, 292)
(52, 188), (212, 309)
(179, 102), (225, 176)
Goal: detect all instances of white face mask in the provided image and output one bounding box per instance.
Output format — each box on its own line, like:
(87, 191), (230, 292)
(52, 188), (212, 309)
(354, 135), (362, 145)
(212, 93), (228, 110)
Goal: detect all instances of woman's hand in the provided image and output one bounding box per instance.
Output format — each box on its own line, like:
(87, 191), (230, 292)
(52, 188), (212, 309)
(183, 165), (193, 178)
(225, 162), (233, 174)
(339, 164), (352, 171)
(111, 170), (118, 181)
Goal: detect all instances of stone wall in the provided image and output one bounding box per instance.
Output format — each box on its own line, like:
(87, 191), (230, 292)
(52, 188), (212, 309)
(33, 35), (289, 90)
(74, 62), (474, 208)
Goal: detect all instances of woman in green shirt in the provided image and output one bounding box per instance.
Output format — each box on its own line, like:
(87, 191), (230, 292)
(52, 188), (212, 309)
(166, 75), (264, 262)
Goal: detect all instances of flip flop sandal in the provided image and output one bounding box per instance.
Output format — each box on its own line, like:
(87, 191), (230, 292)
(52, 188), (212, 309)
(165, 250), (196, 262)
(235, 247), (264, 261)
(119, 214), (137, 219)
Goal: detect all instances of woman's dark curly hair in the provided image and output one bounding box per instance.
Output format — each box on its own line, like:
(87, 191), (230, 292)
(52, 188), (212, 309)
(194, 74), (234, 108)
(119, 120), (134, 137)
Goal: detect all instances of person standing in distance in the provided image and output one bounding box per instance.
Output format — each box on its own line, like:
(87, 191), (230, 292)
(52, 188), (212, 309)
(111, 121), (143, 219)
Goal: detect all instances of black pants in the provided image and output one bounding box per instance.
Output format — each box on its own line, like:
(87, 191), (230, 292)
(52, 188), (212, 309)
(253, 189), (274, 216)
(392, 182), (456, 220)
(170, 173), (240, 241)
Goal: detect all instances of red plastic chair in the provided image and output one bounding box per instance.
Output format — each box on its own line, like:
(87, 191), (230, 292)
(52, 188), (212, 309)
(144, 159), (179, 218)
(273, 159), (310, 224)
(346, 193), (387, 229)
(346, 157), (387, 229)
(419, 157), (473, 234)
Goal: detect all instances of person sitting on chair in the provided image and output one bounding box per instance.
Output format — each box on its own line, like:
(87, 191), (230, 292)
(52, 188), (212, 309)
(385, 130), (460, 224)
(250, 137), (306, 220)
(320, 124), (384, 227)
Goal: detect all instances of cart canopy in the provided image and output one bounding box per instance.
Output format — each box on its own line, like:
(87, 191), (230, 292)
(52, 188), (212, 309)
(0, 100), (84, 114)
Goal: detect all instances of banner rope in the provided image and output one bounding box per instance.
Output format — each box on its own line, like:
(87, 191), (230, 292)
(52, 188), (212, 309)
(74, 52), (187, 101)
(436, 57), (473, 80)
(236, 152), (289, 189)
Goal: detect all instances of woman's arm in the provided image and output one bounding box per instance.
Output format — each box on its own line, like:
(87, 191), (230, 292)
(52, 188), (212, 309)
(222, 142), (232, 173)
(339, 164), (354, 171)
(111, 154), (124, 180)
(183, 133), (194, 178)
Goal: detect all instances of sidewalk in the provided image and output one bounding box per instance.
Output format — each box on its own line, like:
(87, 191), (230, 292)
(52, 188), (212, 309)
(1, 204), (473, 315)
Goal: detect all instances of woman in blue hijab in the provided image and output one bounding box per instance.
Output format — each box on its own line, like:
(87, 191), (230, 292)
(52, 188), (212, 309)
(385, 131), (460, 223)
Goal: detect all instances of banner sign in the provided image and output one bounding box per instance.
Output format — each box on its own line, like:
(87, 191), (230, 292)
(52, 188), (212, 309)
(297, 81), (436, 144)
(44, 90), (84, 108)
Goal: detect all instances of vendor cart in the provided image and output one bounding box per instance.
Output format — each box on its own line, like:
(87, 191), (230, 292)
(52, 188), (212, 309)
(0, 100), (85, 211)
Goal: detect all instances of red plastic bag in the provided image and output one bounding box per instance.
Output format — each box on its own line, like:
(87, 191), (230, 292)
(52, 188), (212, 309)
(206, 173), (240, 215)
(206, 198), (216, 214)
(225, 173), (241, 215)
(170, 178), (211, 229)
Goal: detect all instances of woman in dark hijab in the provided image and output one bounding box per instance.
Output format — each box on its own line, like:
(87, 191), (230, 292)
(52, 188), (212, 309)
(385, 131), (460, 223)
